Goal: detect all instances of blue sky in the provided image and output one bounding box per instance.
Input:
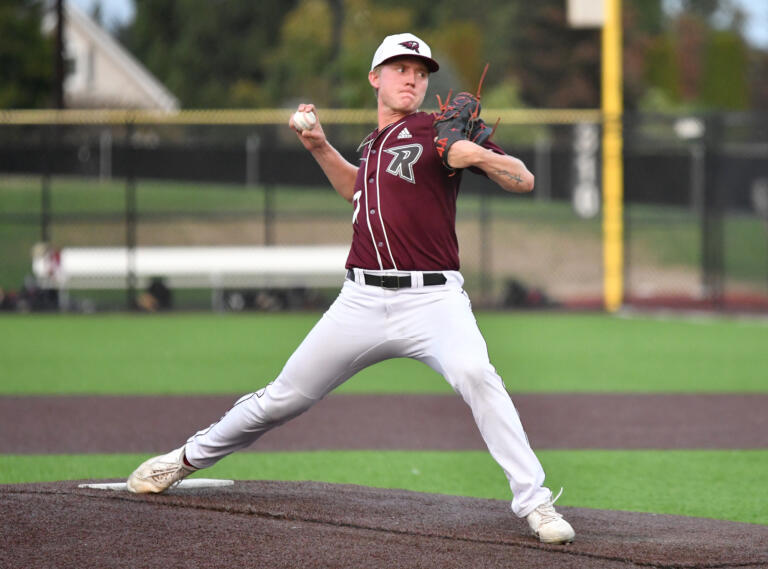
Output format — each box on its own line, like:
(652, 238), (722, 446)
(70, 0), (133, 30)
(71, 0), (768, 48)
(664, 0), (768, 48)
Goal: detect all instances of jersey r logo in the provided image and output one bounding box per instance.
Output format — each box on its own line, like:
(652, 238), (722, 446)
(384, 143), (423, 184)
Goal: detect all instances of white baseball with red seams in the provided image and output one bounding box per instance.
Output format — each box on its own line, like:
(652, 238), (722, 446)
(292, 110), (316, 132)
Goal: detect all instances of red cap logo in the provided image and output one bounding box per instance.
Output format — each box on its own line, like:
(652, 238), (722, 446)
(399, 41), (420, 53)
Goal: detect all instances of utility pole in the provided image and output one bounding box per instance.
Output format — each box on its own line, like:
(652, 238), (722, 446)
(54, 0), (65, 109)
(43, 0), (66, 244)
(328, 0), (343, 107)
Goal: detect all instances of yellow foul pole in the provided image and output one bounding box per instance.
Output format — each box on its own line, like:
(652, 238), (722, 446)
(602, 0), (623, 311)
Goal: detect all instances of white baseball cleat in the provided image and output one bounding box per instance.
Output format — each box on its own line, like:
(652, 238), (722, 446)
(126, 446), (198, 494)
(526, 488), (576, 544)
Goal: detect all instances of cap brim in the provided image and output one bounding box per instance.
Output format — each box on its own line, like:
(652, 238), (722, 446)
(377, 54), (439, 73)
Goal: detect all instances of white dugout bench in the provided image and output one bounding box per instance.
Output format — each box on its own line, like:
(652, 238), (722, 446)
(31, 244), (350, 310)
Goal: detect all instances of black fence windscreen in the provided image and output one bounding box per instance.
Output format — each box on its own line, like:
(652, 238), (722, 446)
(1, 112), (767, 312)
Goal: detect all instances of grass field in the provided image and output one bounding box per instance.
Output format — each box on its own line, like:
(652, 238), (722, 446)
(2, 450), (766, 525)
(1, 312), (766, 394)
(1, 312), (766, 525)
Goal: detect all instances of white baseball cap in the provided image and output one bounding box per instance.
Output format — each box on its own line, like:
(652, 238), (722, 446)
(370, 33), (439, 73)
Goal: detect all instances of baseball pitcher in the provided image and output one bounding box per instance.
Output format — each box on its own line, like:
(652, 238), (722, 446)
(127, 32), (575, 545)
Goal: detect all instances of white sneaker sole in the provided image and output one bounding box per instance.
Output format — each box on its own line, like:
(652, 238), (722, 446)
(126, 475), (167, 494)
(535, 524), (576, 544)
(537, 533), (575, 544)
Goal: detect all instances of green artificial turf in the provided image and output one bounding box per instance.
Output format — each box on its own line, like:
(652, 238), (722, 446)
(2, 450), (766, 525)
(2, 312), (765, 527)
(0, 312), (766, 394)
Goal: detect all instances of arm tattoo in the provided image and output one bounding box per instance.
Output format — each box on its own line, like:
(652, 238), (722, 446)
(493, 169), (524, 185)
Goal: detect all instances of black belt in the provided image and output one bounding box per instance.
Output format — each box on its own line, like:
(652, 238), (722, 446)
(346, 269), (447, 289)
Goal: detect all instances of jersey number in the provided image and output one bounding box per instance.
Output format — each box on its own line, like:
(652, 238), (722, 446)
(352, 190), (362, 224)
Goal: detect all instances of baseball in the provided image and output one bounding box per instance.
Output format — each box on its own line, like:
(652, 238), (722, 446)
(292, 110), (317, 132)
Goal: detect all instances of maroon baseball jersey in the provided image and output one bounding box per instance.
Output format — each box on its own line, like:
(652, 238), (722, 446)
(345, 111), (504, 271)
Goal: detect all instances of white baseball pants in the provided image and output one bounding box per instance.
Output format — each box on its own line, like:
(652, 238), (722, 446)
(185, 269), (551, 517)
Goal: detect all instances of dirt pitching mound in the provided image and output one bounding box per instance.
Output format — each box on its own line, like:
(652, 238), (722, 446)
(2, 480), (766, 569)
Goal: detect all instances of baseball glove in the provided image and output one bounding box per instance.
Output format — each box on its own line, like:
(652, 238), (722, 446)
(433, 63), (499, 171)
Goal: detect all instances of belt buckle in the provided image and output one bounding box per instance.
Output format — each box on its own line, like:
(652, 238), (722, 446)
(381, 275), (402, 289)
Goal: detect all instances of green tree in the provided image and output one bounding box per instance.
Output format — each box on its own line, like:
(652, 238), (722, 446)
(700, 30), (749, 109)
(638, 35), (682, 110)
(749, 51), (768, 111)
(626, 0), (665, 35)
(675, 13), (710, 102)
(641, 9), (751, 111)
(507, 0), (601, 108)
(623, 0), (667, 109)
(675, 0), (734, 21)
(265, 0), (423, 108)
(0, 0), (54, 108)
(383, 0), (521, 89)
(261, 0), (335, 106)
(117, 0), (298, 108)
(116, 0), (765, 112)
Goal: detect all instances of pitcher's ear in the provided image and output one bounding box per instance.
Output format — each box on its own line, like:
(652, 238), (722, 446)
(368, 69), (380, 89)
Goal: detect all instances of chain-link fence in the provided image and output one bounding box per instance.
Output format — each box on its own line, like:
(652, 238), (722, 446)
(624, 113), (768, 311)
(1, 110), (766, 312)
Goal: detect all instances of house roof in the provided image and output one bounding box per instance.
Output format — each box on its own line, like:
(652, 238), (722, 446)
(59, 2), (179, 111)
